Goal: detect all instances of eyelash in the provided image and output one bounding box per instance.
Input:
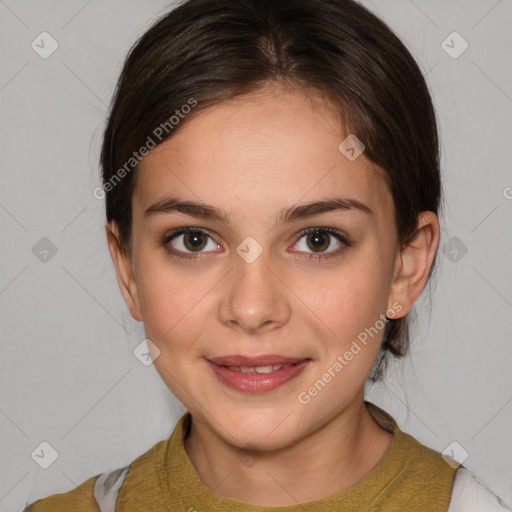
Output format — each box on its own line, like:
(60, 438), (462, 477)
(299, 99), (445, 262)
(159, 226), (350, 262)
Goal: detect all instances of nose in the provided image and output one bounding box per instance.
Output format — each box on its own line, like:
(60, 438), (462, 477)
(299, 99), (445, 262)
(218, 250), (291, 334)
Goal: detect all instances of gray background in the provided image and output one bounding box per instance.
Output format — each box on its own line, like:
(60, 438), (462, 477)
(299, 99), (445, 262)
(1, 1), (511, 510)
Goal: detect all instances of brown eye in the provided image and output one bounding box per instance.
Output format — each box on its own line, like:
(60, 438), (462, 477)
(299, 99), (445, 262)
(183, 232), (207, 251)
(165, 228), (220, 255)
(292, 227), (348, 258)
(305, 231), (330, 252)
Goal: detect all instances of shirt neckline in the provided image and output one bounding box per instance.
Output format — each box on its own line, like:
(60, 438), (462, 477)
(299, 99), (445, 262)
(163, 401), (406, 511)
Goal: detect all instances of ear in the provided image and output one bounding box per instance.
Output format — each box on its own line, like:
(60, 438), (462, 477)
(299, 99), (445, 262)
(387, 211), (440, 318)
(105, 221), (143, 322)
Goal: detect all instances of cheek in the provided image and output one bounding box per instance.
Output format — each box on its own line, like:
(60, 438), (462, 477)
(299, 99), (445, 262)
(133, 252), (199, 344)
(299, 260), (389, 334)
(297, 258), (390, 373)
(140, 283), (205, 349)
(137, 264), (208, 397)
(298, 280), (386, 406)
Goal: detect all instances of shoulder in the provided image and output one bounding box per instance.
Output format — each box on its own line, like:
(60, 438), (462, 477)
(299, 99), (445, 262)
(369, 401), (456, 482)
(447, 467), (512, 512)
(23, 436), (169, 512)
(23, 464), (132, 512)
(365, 402), (457, 509)
(23, 474), (99, 512)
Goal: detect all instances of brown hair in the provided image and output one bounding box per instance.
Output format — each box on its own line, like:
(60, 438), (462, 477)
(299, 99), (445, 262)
(100, 0), (443, 381)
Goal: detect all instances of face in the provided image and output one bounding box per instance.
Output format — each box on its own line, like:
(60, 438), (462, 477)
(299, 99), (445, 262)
(108, 82), (433, 451)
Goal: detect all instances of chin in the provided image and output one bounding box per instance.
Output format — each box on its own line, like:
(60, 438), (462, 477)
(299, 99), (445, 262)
(213, 406), (305, 451)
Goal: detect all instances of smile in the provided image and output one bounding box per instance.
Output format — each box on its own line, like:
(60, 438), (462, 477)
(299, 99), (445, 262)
(226, 363), (295, 373)
(205, 356), (312, 393)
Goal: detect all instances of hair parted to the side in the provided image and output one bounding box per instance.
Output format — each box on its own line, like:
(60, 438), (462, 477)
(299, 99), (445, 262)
(100, 0), (443, 381)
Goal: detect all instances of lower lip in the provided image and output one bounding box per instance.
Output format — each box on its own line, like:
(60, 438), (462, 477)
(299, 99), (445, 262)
(206, 359), (311, 393)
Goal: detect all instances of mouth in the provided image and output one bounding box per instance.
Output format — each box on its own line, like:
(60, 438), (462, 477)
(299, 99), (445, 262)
(205, 355), (312, 393)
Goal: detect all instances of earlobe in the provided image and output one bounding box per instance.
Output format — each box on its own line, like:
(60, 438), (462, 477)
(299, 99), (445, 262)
(387, 212), (440, 318)
(105, 222), (143, 322)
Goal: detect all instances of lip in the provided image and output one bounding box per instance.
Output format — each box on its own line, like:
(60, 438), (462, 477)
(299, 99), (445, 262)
(205, 356), (312, 394)
(207, 354), (307, 367)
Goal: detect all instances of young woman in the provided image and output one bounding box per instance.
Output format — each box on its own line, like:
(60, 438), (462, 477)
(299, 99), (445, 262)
(24, 0), (511, 510)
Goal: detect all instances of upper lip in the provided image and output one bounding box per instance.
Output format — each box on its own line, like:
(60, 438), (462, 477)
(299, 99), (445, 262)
(207, 355), (310, 367)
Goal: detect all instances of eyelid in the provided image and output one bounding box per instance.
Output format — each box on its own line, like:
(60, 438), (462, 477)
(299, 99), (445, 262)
(160, 227), (221, 260)
(163, 226), (217, 241)
(295, 226), (349, 243)
(160, 226), (350, 260)
(290, 226), (350, 260)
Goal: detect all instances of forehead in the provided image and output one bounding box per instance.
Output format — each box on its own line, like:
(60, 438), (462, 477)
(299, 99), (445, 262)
(134, 83), (392, 221)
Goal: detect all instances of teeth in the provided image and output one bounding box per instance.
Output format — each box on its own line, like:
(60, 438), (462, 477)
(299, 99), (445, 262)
(226, 363), (297, 373)
(255, 365), (274, 374)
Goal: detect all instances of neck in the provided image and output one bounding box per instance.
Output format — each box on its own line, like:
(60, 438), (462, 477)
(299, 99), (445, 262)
(183, 397), (393, 507)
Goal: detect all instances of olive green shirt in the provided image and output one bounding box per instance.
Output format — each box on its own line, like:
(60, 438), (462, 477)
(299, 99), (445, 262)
(24, 401), (457, 511)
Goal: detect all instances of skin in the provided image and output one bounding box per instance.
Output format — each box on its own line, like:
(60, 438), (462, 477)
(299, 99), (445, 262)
(106, 81), (440, 507)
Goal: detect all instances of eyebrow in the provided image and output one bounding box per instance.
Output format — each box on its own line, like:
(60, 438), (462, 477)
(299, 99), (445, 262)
(144, 196), (373, 224)
(145, 197), (230, 224)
